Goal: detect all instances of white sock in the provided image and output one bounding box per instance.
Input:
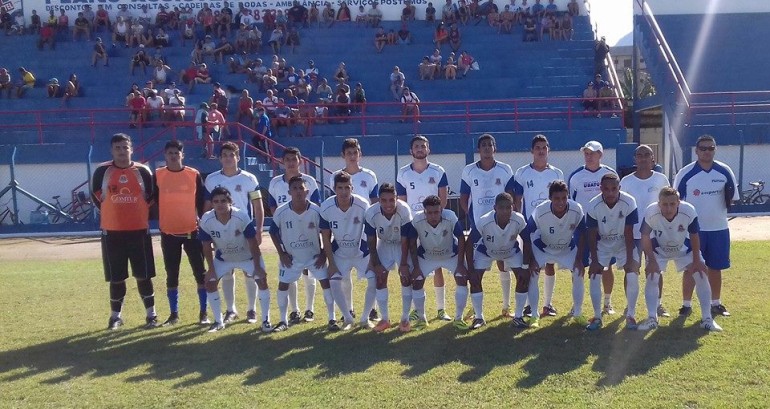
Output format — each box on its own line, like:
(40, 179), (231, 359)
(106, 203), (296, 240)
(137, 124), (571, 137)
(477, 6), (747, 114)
(244, 276), (258, 312)
(683, 300), (692, 308)
(514, 292), (527, 318)
(330, 279), (353, 322)
(434, 285), (446, 311)
(693, 272), (713, 321)
(603, 293), (612, 306)
(544, 273), (556, 306)
(711, 298), (721, 306)
(571, 269), (584, 317)
(529, 273), (540, 319)
(412, 288), (426, 320)
(376, 288), (389, 321)
(401, 286), (413, 321)
(361, 277), (377, 323)
(454, 285), (468, 320)
(222, 274), (236, 312)
(304, 274), (317, 312)
(471, 292), (484, 321)
(589, 274), (602, 319)
(258, 288), (270, 322)
(341, 275), (353, 314)
(499, 270), (512, 310)
(625, 273), (640, 318)
(277, 289), (288, 324)
(207, 290), (222, 324)
(288, 281), (299, 313)
(645, 273), (660, 319)
(322, 288), (335, 321)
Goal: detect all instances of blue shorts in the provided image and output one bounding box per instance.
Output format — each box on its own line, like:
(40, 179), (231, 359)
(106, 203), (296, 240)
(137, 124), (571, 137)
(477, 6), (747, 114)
(699, 229), (731, 270)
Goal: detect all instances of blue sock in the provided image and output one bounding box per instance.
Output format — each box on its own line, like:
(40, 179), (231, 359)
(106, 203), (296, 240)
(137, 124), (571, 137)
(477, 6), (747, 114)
(197, 288), (207, 313)
(168, 289), (179, 314)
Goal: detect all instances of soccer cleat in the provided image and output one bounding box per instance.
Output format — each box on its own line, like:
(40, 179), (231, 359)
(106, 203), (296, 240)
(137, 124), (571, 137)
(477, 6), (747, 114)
(144, 316), (160, 329)
(246, 310), (258, 324)
(542, 305), (558, 317)
(413, 319), (429, 331)
(162, 313), (179, 326)
(198, 312), (211, 325)
(602, 304), (616, 315)
(700, 318), (723, 332)
(107, 316), (124, 330)
(528, 317), (540, 328)
(207, 322), (225, 332)
(452, 319), (469, 330)
(328, 320), (341, 332)
(470, 318), (486, 330)
(223, 311), (239, 324)
(272, 321), (289, 332)
(501, 308), (514, 318)
(409, 309), (419, 321)
(398, 320), (412, 332)
(349, 310), (357, 320)
(436, 309), (451, 321)
(523, 305), (532, 318)
(586, 317), (603, 331)
(657, 304), (671, 318)
(571, 315), (589, 326)
(288, 311), (302, 325)
(303, 310), (315, 322)
(464, 307), (475, 321)
(340, 320), (354, 331)
(711, 304), (731, 317)
(678, 306), (692, 317)
(369, 308), (381, 322)
(625, 316), (638, 330)
(636, 317), (658, 331)
(359, 320), (374, 329)
(373, 320), (391, 333)
(511, 317), (529, 329)
(261, 320), (273, 333)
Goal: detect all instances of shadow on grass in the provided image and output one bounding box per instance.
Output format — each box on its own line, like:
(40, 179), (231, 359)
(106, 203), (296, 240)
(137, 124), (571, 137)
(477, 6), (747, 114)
(0, 313), (708, 388)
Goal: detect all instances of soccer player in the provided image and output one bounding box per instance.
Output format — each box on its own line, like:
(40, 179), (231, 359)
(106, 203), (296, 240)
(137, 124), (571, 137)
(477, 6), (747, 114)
(269, 176), (336, 332)
(674, 135), (737, 317)
(92, 133), (158, 330)
(521, 180), (588, 326)
(567, 140), (618, 315)
(319, 171), (370, 331)
(204, 142), (269, 330)
(268, 146), (321, 324)
(199, 187), (267, 332)
(512, 134), (564, 318)
(405, 195), (468, 331)
(465, 193), (528, 329)
(620, 144), (670, 316)
(460, 133), (516, 318)
(638, 187), (722, 332)
(363, 183), (413, 332)
(153, 140), (208, 326)
(396, 135), (451, 321)
(585, 173), (639, 330)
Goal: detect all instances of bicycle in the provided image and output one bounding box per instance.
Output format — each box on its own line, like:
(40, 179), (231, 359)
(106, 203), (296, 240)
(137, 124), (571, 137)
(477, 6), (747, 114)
(0, 204), (23, 225)
(740, 180), (769, 205)
(37, 192), (96, 224)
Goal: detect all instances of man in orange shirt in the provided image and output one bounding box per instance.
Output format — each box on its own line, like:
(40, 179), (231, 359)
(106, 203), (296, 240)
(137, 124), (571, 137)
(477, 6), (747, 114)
(153, 140), (208, 326)
(92, 133), (158, 330)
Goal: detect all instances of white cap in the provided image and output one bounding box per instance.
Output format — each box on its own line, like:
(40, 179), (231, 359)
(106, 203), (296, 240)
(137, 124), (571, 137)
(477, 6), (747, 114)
(581, 140), (603, 152)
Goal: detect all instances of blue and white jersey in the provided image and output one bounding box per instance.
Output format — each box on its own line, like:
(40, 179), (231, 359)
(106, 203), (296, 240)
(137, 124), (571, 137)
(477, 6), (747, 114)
(198, 207), (257, 262)
(364, 200), (412, 247)
(620, 171), (670, 239)
(267, 173), (320, 210)
(524, 199), (585, 255)
(330, 167), (379, 202)
(408, 209), (464, 260)
(513, 163), (564, 219)
(460, 161), (515, 228)
(567, 164), (617, 211)
(396, 162), (449, 212)
(319, 194), (370, 258)
(270, 201), (323, 265)
(673, 160), (738, 231)
(204, 169), (260, 218)
(468, 209), (527, 260)
(641, 201), (699, 259)
(585, 191), (638, 254)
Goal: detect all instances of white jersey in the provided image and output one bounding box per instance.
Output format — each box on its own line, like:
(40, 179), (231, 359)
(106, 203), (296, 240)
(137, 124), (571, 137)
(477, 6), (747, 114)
(364, 200), (412, 267)
(642, 201), (699, 259)
(267, 173), (320, 209)
(460, 161), (514, 228)
(270, 201), (323, 265)
(319, 194), (370, 258)
(673, 160), (738, 231)
(330, 167), (378, 202)
(408, 209), (464, 260)
(513, 163), (564, 219)
(469, 210), (527, 260)
(567, 164), (617, 211)
(620, 171), (670, 239)
(396, 162), (449, 212)
(198, 207), (257, 262)
(585, 192), (638, 254)
(204, 169), (261, 218)
(526, 199), (585, 255)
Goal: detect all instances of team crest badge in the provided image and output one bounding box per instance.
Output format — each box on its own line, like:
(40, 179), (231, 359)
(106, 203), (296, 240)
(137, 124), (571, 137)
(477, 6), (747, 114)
(569, 224), (576, 230)
(495, 178), (501, 185)
(235, 184), (242, 192)
(428, 177), (436, 184)
(235, 229), (242, 236)
(353, 217), (361, 224)
(678, 225), (685, 232)
(442, 229), (448, 237)
(308, 222), (316, 229)
(618, 211), (624, 218)
(119, 175), (128, 184)
(510, 235), (516, 241)
(360, 180), (367, 188)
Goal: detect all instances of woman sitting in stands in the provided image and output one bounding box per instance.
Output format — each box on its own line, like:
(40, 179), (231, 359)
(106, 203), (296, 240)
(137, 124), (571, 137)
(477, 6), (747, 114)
(322, 3), (335, 27)
(155, 28), (170, 47)
(434, 22), (449, 48)
(190, 63), (211, 92)
(458, 50), (474, 77)
(336, 2), (351, 21)
(140, 28), (154, 47)
(419, 56), (435, 81)
(444, 56), (457, 80)
(581, 81), (598, 114)
(334, 62), (349, 83)
(63, 73), (80, 104)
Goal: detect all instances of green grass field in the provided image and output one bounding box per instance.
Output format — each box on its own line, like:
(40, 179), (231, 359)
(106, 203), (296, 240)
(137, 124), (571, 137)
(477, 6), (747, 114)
(2, 241), (769, 408)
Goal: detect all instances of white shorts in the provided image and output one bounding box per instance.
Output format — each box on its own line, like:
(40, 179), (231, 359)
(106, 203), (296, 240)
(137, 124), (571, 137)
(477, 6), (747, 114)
(417, 255), (458, 279)
(593, 248), (639, 269)
(279, 256), (328, 283)
(473, 248), (523, 271)
(213, 257), (266, 279)
(375, 244), (403, 272)
(332, 255), (370, 280)
(656, 253), (705, 273)
(532, 246), (578, 272)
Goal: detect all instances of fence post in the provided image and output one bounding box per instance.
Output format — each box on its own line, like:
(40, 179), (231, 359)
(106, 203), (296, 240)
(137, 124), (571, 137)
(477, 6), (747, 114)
(319, 141), (326, 201)
(10, 147), (20, 225)
(86, 145), (96, 226)
(36, 112), (43, 144)
(738, 130), (744, 192)
(394, 139), (399, 184)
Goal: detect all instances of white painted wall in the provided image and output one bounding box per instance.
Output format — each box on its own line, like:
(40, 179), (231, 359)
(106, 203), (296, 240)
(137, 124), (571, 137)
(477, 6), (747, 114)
(636, 0), (770, 15)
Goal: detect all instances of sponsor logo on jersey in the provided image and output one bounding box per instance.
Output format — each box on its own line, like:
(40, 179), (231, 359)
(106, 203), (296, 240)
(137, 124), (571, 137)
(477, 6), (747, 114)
(583, 181), (600, 188)
(339, 234), (358, 248)
(110, 187), (138, 204)
(221, 243), (244, 255)
(290, 233), (315, 249)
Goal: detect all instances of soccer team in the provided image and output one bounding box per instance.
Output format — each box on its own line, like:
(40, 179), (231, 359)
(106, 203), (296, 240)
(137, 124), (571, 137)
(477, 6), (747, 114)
(92, 132), (737, 334)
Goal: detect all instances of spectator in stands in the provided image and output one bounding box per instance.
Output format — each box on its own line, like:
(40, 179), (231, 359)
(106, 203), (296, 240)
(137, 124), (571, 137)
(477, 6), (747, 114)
(181, 19), (195, 46)
(374, 27), (388, 53)
(334, 62), (350, 83)
(268, 26), (284, 54)
(531, 0), (544, 19)
(91, 37), (109, 67)
(38, 23), (56, 50)
(30, 10), (42, 34)
(47, 78), (60, 98)
(235, 24), (250, 51)
(295, 71), (312, 100)
(316, 77), (333, 102)
(353, 82), (366, 112)
(207, 103), (226, 145)
(237, 89), (254, 123)
(594, 36), (610, 76)
(275, 9), (288, 27)
(352, 5), (366, 26)
(210, 82), (229, 115)
(457, 1), (470, 25)
(214, 36), (235, 63)
(523, 15), (537, 41)
(94, 5), (110, 31)
(272, 99), (295, 135)
(131, 46), (151, 75)
(72, 12), (90, 41)
(200, 35), (217, 63)
(247, 26), (262, 53)
(434, 21), (449, 48)
(322, 3), (335, 27)
(500, 5), (514, 33)
(285, 27), (301, 54)
(165, 89), (185, 122)
(426, 2), (437, 25)
(13, 67), (35, 98)
(305, 60), (319, 86)
(194, 102), (210, 149)
(163, 82), (180, 101)
(128, 90), (145, 127)
(116, 4), (132, 23)
(192, 63), (212, 92)
(429, 48), (443, 78)
(478, 0), (499, 20)
(0, 10), (11, 34)
(155, 6), (170, 31)
(139, 28), (155, 48)
(387, 28), (397, 45)
(568, 0), (580, 16)
(216, 10), (233, 38)
(155, 28), (170, 47)
(0, 68), (11, 98)
(153, 61), (173, 85)
(252, 106), (272, 146)
(419, 56), (435, 81)
(262, 68), (278, 92)
(560, 13), (573, 40)
(396, 23), (412, 45)
(445, 56), (457, 79)
(335, 1), (351, 22)
(448, 23), (462, 52)
(442, 0), (457, 24)
(129, 18), (146, 48)
(263, 89), (279, 115)
(367, 2), (382, 27)
(400, 87), (420, 122)
(540, 12), (555, 40)
(112, 16), (129, 47)
(334, 86), (351, 119)
(582, 80), (598, 115)
(598, 80), (616, 117)
(401, 1), (416, 23)
(146, 90), (165, 122)
(458, 50), (475, 77)
(308, 3), (320, 26)
(389, 65), (406, 100)
(56, 10), (69, 41)
(487, 6), (500, 30)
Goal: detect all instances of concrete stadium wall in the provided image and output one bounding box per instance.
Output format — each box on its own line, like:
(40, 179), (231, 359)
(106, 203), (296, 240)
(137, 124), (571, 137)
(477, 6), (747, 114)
(638, 0), (770, 15)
